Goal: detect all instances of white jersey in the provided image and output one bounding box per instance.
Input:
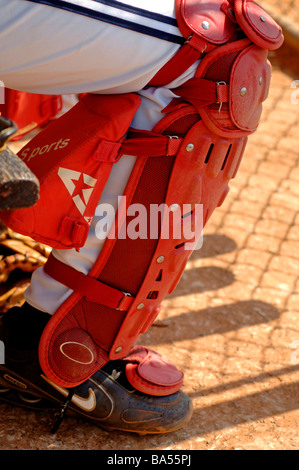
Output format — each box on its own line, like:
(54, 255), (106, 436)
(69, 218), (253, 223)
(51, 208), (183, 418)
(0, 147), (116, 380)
(0, 0), (183, 94)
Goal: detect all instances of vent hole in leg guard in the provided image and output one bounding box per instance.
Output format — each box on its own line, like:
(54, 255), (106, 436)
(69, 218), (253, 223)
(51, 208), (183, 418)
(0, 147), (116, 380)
(205, 144), (214, 164)
(175, 242), (186, 250)
(147, 291), (159, 299)
(182, 210), (193, 219)
(221, 144), (232, 171)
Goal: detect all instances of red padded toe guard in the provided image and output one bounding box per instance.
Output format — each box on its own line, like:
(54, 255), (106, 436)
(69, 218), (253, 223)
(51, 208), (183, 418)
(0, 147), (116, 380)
(124, 346), (184, 396)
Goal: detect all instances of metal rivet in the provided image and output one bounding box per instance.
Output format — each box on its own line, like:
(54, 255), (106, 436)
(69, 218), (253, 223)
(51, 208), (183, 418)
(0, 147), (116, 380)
(157, 256), (165, 264)
(170, 203), (180, 212)
(259, 76), (263, 85)
(115, 346), (123, 354)
(202, 21), (210, 30)
(260, 16), (266, 22)
(240, 87), (247, 96)
(137, 303), (145, 310)
(186, 143), (194, 152)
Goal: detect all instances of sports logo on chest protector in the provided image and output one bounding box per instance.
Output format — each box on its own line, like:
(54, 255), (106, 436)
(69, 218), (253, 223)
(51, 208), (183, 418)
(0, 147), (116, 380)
(58, 167), (97, 220)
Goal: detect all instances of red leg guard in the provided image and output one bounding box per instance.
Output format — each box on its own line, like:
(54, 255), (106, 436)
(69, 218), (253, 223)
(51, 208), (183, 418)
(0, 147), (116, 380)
(38, 101), (246, 389)
(1, 0), (283, 394)
(38, 23), (278, 390)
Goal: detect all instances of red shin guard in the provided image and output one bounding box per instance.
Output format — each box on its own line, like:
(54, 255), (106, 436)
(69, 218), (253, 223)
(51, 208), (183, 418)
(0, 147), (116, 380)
(38, 102), (246, 389)
(1, 0), (283, 395)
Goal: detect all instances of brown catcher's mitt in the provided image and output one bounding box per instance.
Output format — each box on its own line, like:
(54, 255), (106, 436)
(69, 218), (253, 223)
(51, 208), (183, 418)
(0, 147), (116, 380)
(0, 224), (51, 313)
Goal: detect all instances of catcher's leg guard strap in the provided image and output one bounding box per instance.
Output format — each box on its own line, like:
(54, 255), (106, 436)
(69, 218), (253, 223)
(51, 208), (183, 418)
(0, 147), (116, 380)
(43, 254), (135, 312)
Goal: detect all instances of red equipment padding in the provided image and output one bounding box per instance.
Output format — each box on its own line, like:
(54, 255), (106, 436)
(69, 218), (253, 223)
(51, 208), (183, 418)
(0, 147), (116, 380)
(38, 103), (247, 388)
(35, 0), (283, 390)
(176, 0), (236, 44)
(0, 93), (141, 249)
(0, 89), (62, 139)
(124, 346), (184, 396)
(149, 0), (283, 87)
(229, 44), (270, 132)
(234, 0), (284, 50)
(176, 38), (272, 137)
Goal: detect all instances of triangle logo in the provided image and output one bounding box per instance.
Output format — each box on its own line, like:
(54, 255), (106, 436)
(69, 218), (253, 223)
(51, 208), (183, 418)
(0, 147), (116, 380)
(58, 167), (97, 217)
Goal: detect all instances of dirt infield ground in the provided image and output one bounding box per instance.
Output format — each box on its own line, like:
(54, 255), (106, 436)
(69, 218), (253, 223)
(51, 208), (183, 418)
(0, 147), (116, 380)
(0, 35), (298, 452)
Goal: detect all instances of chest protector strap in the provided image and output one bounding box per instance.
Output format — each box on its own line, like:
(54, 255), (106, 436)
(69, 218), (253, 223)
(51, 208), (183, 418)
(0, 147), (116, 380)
(1, 0), (283, 393)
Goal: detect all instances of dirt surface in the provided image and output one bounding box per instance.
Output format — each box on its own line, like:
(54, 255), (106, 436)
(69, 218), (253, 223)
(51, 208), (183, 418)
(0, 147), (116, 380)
(0, 31), (298, 453)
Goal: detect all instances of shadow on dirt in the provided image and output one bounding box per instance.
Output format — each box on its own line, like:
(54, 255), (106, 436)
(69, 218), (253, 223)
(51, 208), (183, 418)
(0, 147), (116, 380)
(149, 299), (281, 344)
(190, 233), (238, 259)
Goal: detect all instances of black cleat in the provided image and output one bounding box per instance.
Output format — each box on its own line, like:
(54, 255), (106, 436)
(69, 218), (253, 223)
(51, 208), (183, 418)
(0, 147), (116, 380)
(0, 307), (193, 435)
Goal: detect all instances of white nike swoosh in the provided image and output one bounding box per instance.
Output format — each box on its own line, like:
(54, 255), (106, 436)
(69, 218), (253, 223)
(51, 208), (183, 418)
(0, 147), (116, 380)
(41, 374), (96, 412)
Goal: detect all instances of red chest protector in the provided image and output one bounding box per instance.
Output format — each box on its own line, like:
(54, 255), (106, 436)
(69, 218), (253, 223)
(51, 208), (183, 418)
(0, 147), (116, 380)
(0, 93), (141, 249)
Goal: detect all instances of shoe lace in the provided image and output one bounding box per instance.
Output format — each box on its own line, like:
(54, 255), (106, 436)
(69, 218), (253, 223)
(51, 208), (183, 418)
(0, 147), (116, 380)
(51, 388), (75, 434)
(50, 365), (125, 433)
(111, 368), (121, 380)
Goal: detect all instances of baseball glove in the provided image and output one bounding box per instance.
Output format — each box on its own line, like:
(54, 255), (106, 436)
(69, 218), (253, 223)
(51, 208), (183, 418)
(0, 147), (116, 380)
(0, 225), (51, 313)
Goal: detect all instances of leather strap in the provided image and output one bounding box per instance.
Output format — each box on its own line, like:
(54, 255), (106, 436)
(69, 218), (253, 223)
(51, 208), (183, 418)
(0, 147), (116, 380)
(44, 254), (134, 311)
(121, 130), (182, 157)
(147, 39), (205, 87)
(172, 78), (229, 108)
